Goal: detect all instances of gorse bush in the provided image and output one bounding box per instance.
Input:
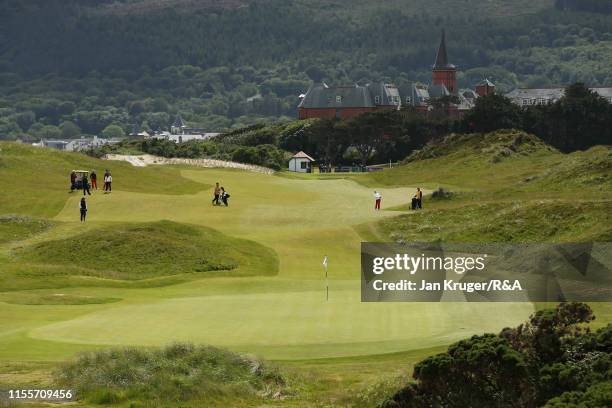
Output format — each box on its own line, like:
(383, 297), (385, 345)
(382, 303), (612, 408)
(56, 343), (288, 405)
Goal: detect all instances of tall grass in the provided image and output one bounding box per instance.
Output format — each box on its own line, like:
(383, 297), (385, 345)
(55, 343), (289, 406)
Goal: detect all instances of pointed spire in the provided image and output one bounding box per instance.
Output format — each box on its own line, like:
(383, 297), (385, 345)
(433, 29), (454, 70)
(172, 113), (185, 128)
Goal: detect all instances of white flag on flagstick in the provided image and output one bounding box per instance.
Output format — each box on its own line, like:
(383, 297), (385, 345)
(322, 256), (328, 269)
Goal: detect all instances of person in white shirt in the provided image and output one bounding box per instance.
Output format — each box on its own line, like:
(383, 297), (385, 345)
(373, 191), (382, 211)
(104, 172), (112, 193)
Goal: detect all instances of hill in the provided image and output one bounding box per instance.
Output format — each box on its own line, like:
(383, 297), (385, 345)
(0, 142), (207, 217)
(364, 130), (610, 196)
(1, 0), (611, 132)
(360, 130), (611, 243)
(15, 220), (278, 280)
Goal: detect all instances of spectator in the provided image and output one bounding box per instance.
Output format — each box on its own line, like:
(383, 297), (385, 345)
(90, 170), (97, 190)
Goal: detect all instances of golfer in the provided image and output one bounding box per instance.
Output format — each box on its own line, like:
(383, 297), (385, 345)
(416, 188), (423, 209)
(374, 191), (382, 211)
(79, 197), (88, 222)
(212, 182), (221, 206)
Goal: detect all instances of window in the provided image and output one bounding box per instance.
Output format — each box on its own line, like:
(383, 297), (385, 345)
(374, 96), (380, 104)
(336, 95), (342, 103)
(405, 96), (412, 104)
(300, 161), (307, 169)
(522, 98), (529, 106)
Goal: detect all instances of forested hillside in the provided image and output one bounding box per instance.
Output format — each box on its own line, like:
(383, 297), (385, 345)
(0, 0), (611, 135)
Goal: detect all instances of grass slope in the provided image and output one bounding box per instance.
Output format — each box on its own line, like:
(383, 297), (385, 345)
(380, 200), (611, 243)
(0, 142), (208, 217)
(0, 215), (53, 244)
(15, 220), (278, 280)
(360, 130), (611, 242)
(362, 130), (610, 196)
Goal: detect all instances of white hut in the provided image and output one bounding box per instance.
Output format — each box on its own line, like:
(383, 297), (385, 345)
(288, 151), (315, 173)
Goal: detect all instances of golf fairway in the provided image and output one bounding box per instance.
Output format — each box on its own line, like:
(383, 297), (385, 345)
(2, 167), (534, 360)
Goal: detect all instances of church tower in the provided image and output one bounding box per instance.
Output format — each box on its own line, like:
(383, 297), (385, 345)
(432, 30), (457, 95)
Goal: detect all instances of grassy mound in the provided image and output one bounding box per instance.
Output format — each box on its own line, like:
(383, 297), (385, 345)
(55, 343), (288, 406)
(405, 130), (555, 164)
(379, 200), (612, 243)
(0, 142), (207, 217)
(16, 220), (278, 280)
(0, 215), (53, 244)
(527, 145), (612, 192)
(362, 130), (611, 198)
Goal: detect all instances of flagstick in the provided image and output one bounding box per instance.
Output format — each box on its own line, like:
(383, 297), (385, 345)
(323, 256), (329, 302)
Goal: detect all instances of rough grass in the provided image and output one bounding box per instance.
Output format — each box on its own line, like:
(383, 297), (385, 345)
(379, 200), (612, 243)
(0, 142), (208, 217)
(364, 130), (611, 244)
(55, 343), (289, 407)
(0, 293), (121, 305)
(360, 130), (611, 199)
(0, 215), (53, 244)
(14, 220), (278, 280)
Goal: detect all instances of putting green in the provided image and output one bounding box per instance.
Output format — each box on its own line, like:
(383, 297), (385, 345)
(8, 167), (534, 360)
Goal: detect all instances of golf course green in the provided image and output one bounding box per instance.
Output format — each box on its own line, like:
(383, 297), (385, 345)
(0, 158), (532, 362)
(1, 134), (609, 406)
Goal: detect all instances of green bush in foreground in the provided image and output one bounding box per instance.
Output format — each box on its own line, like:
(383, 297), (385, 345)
(55, 343), (288, 406)
(382, 303), (612, 408)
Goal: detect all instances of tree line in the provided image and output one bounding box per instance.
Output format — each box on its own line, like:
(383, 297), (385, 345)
(1, 0), (612, 134)
(89, 83), (611, 170)
(461, 83), (612, 152)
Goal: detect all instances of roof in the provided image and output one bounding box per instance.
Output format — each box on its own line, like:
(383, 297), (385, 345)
(172, 113), (186, 128)
(477, 79), (495, 87)
(428, 84), (450, 98)
(298, 82), (401, 109)
(433, 29), (456, 71)
(290, 151), (315, 161)
(298, 82), (374, 109)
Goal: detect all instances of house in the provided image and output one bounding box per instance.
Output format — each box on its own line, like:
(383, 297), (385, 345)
(297, 30), (491, 119)
(505, 87), (612, 107)
(34, 136), (121, 152)
(298, 82), (401, 120)
(148, 131), (220, 143)
(288, 151), (315, 173)
(147, 113), (220, 143)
